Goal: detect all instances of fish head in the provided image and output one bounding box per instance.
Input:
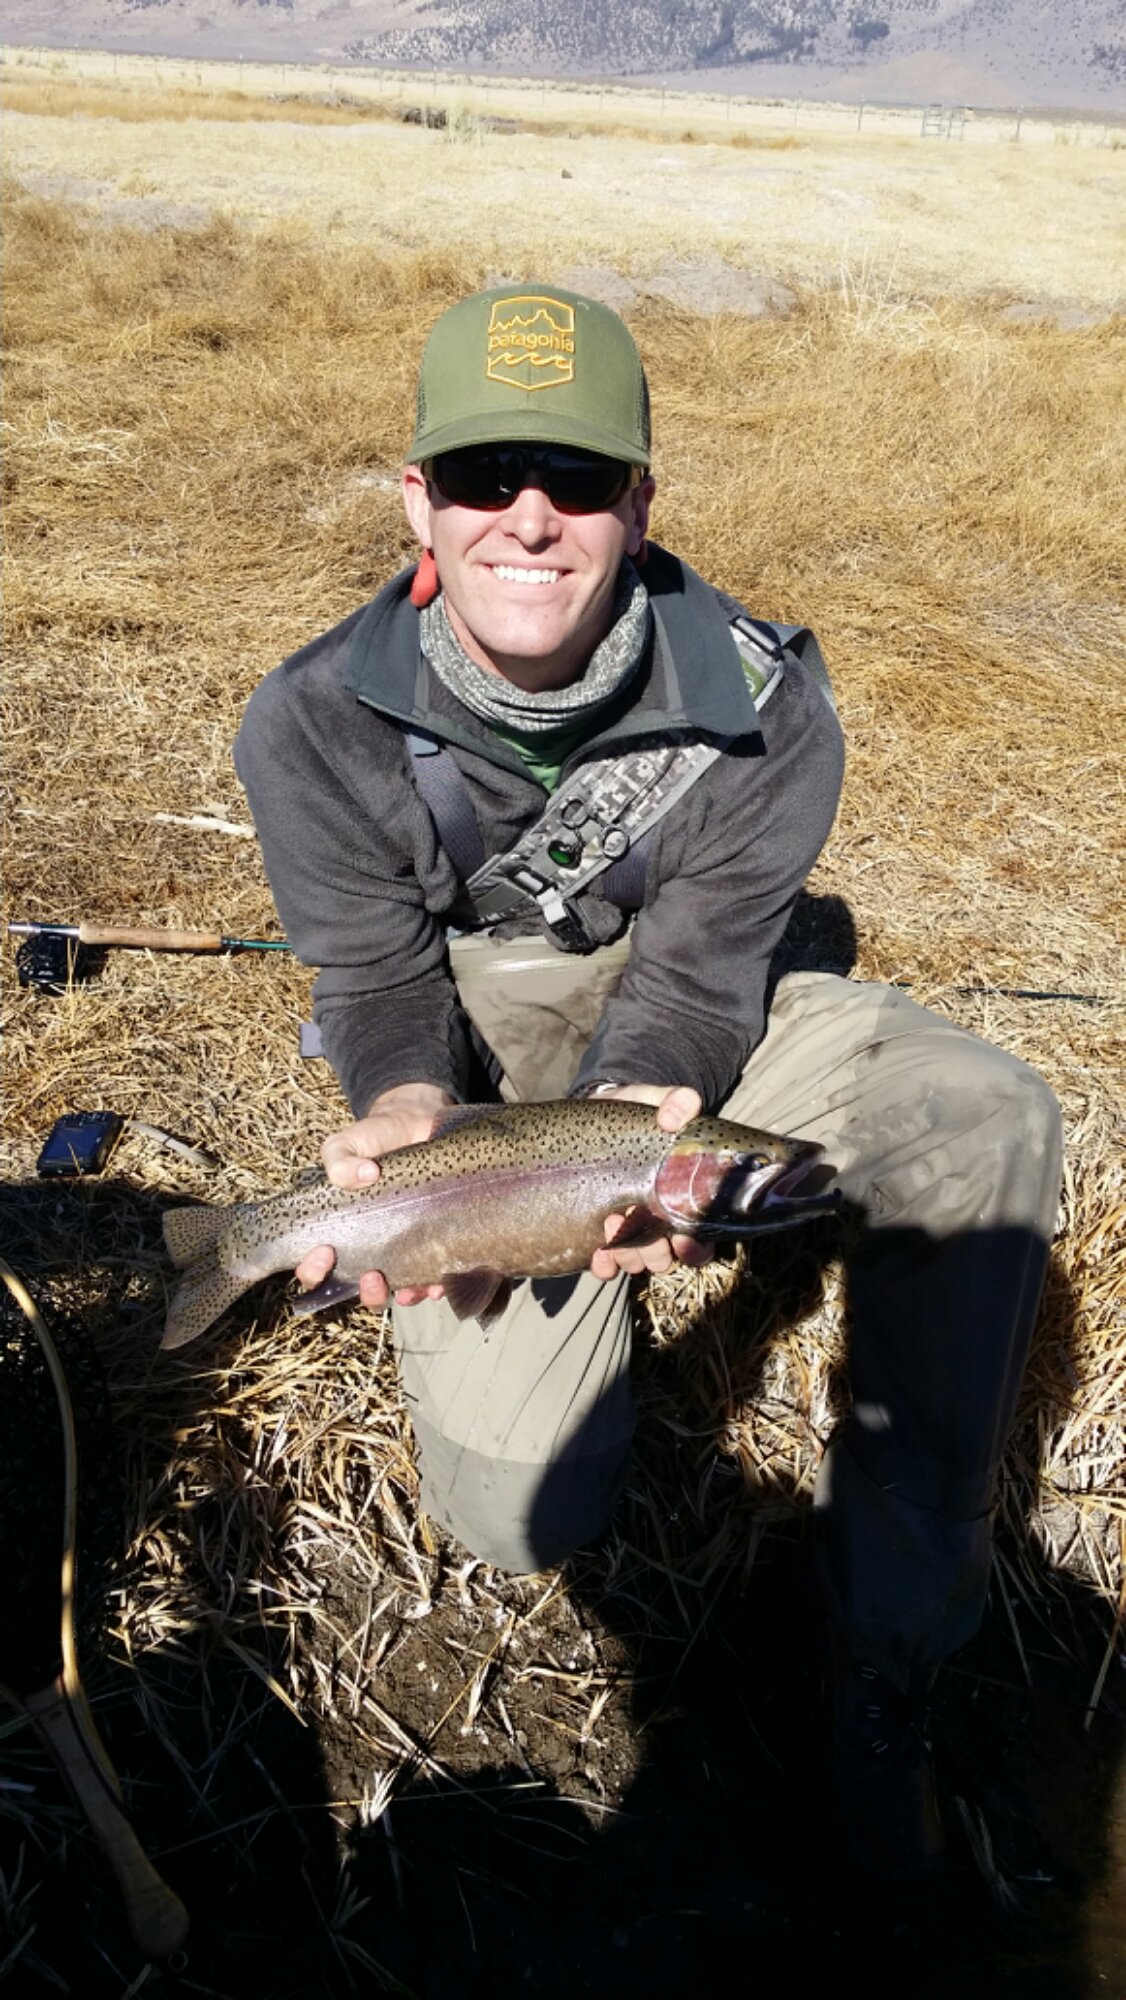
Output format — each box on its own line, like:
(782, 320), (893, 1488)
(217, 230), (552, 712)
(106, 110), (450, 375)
(652, 1117), (837, 1235)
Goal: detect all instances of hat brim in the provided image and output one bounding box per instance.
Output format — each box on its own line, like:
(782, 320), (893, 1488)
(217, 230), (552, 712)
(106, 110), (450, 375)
(407, 405), (648, 467)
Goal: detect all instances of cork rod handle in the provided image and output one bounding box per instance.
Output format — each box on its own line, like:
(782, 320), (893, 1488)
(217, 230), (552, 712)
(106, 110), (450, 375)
(77, 923), (224, 951)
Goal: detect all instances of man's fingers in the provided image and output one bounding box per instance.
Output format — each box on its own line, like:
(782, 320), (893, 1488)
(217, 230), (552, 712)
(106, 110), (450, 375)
(593, 1240), (680, 1277)
(323, 1147), (380, 1189)
(300, 1261), (451, 1309)
(672, 1234), (712, 1268)
(591, 1210), (706, 1281)
(600, 1210), (657, 1275)
(656, 1085), (703, 1132)
(296, 1245), (336, 1289)
(595, 1084), (702, 1134)
(353, 1273), (448, 1308)
(616, 1242), (674, 1276)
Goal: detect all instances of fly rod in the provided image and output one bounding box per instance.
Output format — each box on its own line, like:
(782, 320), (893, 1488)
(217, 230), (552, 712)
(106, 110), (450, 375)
(9, 921), (290, 955)
(8, 925), (1114, 1005)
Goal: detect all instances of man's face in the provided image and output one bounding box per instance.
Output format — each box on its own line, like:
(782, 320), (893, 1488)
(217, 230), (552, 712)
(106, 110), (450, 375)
(401, 451), (654, 691)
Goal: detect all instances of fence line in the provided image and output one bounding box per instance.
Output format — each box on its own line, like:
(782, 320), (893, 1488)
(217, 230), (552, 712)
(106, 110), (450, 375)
(1, 41), (1121, 149)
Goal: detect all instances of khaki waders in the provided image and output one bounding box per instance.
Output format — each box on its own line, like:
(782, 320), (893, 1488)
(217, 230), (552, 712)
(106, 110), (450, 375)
(393, 934), (1063, 1688)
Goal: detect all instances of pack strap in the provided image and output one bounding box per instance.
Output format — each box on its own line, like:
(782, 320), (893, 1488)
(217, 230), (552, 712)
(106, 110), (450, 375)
(407, 730), (485, 881)
(751, 618), (834, 709)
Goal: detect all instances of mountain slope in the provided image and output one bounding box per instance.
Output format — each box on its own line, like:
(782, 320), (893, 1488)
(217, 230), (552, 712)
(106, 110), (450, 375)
(3, 0), (1124, 110)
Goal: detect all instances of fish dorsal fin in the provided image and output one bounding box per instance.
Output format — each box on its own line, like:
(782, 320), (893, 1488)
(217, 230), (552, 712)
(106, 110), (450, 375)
(163, 1204), (228, 1269)
(443, 1268), (512, 1328)
(427, 1103), (507, 1141)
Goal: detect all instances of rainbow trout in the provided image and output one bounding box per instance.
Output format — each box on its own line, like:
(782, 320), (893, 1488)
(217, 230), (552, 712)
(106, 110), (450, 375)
(161, 1099), (836, 1349)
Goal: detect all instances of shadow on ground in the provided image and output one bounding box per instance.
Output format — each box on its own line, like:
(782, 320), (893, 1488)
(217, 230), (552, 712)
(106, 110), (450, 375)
(0, 1175), (342, 1997)
(0, 1099), (1122, 1998)
(333, 1227), (1125, 2000)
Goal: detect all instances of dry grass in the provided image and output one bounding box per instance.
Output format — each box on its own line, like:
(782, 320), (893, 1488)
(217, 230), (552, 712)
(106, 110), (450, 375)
(5, 41), (1120, 149)
(0, 75), (406, 127)
(1, 165), (1125, 1981)
(4, 60), (1124, 305)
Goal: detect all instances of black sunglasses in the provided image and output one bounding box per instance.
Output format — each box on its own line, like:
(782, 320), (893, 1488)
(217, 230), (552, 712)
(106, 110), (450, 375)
(427, 445), (643, 515)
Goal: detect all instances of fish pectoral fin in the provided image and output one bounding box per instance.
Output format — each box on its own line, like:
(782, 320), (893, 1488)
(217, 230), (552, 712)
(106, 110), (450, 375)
(443, 1268), (513, 1328)
(605, 1206), (664, 1250)
(290, 1274), (362, 1320)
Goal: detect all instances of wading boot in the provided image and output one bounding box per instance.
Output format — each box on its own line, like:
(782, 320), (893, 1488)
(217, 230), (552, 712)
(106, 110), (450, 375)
(829, 1636), (945, 1889)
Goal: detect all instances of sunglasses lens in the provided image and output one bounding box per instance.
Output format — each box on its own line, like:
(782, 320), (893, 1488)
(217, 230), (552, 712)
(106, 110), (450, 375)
(430, 452), (508, 508)
(546, 453), (633, 511)
(431, 448), (633, 513)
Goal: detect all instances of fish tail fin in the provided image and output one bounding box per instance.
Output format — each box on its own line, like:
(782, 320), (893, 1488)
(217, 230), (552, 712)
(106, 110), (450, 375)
(162, 1255), (253, 1349)
(163, 1204), (230, 1269)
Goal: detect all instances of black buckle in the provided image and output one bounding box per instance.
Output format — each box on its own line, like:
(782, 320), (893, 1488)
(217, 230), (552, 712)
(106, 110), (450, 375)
(543, 906), (596, 954)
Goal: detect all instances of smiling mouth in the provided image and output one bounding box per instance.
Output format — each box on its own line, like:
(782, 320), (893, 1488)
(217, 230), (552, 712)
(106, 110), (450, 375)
(491, 565), (563, 586)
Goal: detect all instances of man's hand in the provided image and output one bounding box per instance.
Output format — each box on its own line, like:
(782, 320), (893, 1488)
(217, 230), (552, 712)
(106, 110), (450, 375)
(296, 1082), (455, 1310)
(587, 1084), (714, 1282)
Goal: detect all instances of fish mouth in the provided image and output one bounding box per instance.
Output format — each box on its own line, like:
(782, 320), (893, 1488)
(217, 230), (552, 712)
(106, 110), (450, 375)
(655, 1136), (840, 1235)
(741, 1143), (819, 1207)
(730, 1143), (841, 1228)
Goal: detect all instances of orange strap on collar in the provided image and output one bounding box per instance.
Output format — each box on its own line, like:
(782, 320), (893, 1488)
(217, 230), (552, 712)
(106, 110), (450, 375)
(410, 549), (440, 608)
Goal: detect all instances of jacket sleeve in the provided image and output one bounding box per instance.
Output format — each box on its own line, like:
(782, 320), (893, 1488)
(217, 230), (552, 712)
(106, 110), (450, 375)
(573, 663), (844, 1109)
(234, 663), (477, 1116)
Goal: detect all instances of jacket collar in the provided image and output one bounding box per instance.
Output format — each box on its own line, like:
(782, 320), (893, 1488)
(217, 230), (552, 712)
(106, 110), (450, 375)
(342, 541), (760, 759)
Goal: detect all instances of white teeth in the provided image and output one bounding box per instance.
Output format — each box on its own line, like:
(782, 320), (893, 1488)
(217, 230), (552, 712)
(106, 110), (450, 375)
(492, 565), (561, 585)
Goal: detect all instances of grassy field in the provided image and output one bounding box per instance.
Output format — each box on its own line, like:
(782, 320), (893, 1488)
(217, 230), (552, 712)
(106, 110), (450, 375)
(6, 39), (1125, 144)
(1, 59), (1125, 1997)
(3, 46), (1125, 305)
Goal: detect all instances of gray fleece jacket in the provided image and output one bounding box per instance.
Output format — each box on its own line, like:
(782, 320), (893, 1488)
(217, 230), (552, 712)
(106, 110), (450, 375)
(233, 543), (844, 1117)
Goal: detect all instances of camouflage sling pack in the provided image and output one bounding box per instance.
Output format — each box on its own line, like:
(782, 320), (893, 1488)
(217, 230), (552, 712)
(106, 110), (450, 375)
(411, 614), (832, 953)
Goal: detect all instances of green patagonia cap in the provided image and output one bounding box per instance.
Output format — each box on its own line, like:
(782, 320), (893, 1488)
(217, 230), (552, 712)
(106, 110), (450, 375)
(407, 284), (651, 466)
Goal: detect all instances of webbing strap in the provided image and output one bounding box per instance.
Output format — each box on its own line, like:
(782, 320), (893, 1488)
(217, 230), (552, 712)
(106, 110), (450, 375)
(761, 621), (834, 709)
(407, 731), (485, 881)
(599, 834), (648, 910)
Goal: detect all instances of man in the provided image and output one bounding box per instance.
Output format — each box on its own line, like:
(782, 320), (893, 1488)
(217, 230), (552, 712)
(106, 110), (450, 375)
(234, 284), (1063, 1886)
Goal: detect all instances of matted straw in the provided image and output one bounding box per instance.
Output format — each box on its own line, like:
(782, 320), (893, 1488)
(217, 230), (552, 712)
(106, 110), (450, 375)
(1, 173), (1123, 1985)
